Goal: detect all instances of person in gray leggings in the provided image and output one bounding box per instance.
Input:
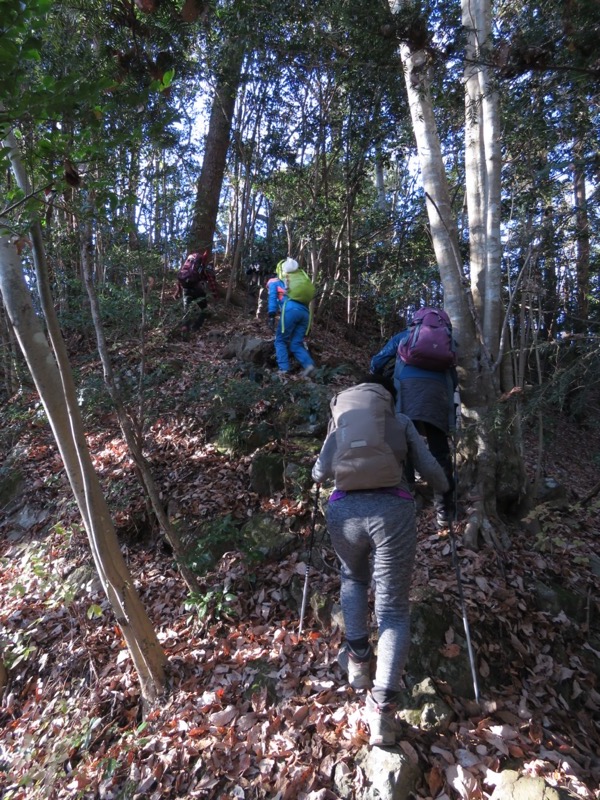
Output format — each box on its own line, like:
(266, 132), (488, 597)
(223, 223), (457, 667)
(312, 374), (448, 746)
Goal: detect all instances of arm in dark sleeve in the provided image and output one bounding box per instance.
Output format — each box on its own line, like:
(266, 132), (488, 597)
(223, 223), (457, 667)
(402, 415), (449, 494)
(370, 333), (403, 374)
(312, 431), (337, 483)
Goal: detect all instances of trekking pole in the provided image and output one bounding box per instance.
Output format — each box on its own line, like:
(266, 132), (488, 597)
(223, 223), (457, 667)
(299, 483), (321, 635)
(448, 422), (481, 705)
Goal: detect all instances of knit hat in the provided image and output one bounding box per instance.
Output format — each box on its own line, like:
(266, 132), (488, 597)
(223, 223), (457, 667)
(282, 258), (299, 274)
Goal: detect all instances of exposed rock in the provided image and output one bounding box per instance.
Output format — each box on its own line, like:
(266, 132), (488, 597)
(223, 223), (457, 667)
(332, 759), (357, 799)
(330, 602), (344, 632)
(309, 588), (336, 628)
(532, 579), (589, 623)
(407, 596), (477, 699)
(214, 420), (275, 455)
(354, 743), (420, 800)
(249, 450), (284, 495)
(0, 465), (24, 510)
(2, 504), (51, 542)
(221, 335), (273, 365)
(529, 477), (570, 510)
(489, 770), (577, 800)
(397, 677), (454, 731)
(589, 555), (600, 578)
(64, 564), (103, 596)
(240, 513), (295, 560)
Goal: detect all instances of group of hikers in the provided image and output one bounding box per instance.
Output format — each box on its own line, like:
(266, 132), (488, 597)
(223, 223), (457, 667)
(175, 251), (458, 748)
(174, 251), (317, 378)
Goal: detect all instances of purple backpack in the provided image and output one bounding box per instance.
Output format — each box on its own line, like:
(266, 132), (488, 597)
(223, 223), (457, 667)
(397, 307), (456, 371)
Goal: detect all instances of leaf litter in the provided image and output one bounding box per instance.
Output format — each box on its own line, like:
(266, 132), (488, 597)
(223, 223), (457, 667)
(1, 309), (599, 799)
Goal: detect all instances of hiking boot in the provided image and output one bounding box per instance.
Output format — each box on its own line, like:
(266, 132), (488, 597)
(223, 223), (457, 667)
(338, 644), (373, 690)
(301, 364), (316, 379)
(365, 693), (403, 747)
(436, 510), (449, 530)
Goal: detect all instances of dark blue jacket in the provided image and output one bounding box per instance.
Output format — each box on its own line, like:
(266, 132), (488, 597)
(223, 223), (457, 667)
(371, 331), (457, 433)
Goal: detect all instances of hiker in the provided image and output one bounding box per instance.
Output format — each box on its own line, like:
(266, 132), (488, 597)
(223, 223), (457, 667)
(173, 251), (219, 334)
(268, 257), (316, 378)
(265, 271), (285, 328)
(370, 308), (458, 529)
(311, 374), (449, 747)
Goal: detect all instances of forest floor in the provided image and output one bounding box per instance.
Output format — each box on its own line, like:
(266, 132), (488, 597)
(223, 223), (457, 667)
(1, 293), (599, 800)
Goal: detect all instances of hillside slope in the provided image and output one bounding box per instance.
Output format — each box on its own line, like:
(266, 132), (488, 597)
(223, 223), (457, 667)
(1, 298), (599, 799)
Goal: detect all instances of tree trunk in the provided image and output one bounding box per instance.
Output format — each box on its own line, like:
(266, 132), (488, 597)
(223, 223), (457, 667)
(374, 147), (387, 211)
(463, 0), (502, 360)
(573, 135), (590, 332)
(189, 43), (244, 255)
(1, 125), (167, 703)
(0, 301), (21, 396)
(80, 213), (202, 594)
(388, 1), (528, 537)
(0, 234), (167, 702)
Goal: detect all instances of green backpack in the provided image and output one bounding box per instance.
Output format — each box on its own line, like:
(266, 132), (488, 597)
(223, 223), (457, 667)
(277, 259), (315, 306)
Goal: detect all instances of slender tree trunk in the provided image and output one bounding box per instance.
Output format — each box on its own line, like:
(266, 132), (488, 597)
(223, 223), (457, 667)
(375, 147), (387, 211)
(0, 302), (21, 396)
(463, 0), (502, 359)
(80, 217), (201, 594)
(189, 43), (245, 255)
(0, 233), (167, 701)
(1, 124), (167, 702)
(387, 1), (528, 537)
(127, 146), (140, 252)
(573, 135), (590, 332)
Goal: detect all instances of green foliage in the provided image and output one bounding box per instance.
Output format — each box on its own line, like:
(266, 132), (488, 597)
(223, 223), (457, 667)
(55, 273), (164, 339)
(285, 463), (314, 501)
(2, 708), (106, 798)
(182, 514), (244, 576)
(3, 622), (38, 669)
(523, 337), (600, 423)
(184, 586), (239, 624)
(207, 377), (286, 433)
(211, 374), (329, 428)
(76, 372), (113, 420)
(214, 420), (261, 455)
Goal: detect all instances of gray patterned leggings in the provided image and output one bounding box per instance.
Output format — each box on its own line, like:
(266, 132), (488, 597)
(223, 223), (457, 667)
(326, 491), (416, 700)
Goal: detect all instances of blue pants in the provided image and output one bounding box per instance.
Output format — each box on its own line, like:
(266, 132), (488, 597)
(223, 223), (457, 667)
(274, 301), (314, 372)
(326, 492), (416, 699)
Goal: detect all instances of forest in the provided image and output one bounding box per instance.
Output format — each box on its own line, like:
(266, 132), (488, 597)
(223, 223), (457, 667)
(0, 0), (599, 798)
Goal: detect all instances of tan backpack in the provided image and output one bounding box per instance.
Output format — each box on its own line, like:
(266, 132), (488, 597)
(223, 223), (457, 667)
(329, 383), (406, 491)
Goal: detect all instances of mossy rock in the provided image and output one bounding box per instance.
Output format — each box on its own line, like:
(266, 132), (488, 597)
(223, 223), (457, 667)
(0, 467), (24, 510)
(533, 579), (592, 626)
(407, 597), (476, 699)
(287, 437), (323, 455)
(249, 451), (285, 495)
(240, 514), (295, 559)
(397, 677), (454, 731)
(214, 420), (275, 455)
